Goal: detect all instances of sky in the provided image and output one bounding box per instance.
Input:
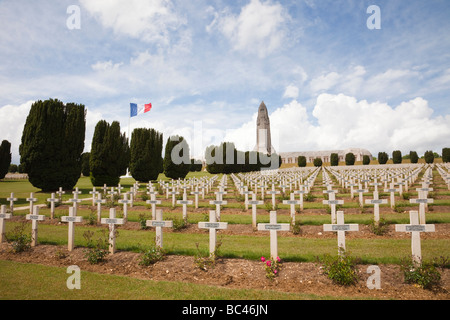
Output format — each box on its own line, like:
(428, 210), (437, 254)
(0, 0), (449, 164)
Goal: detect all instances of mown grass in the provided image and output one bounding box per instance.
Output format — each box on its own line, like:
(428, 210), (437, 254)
(4, 221), (449, 265)
(0, 260), (335, 300)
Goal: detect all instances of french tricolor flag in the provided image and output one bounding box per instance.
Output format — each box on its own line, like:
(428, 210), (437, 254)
(130, 102), (152, 117)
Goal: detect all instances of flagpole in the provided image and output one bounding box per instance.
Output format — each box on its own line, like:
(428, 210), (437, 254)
(126, 105), (131, 177)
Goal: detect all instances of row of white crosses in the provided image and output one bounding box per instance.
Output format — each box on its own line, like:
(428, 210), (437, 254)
(436, 163), (450, 190)
(328, 164), (426, 210)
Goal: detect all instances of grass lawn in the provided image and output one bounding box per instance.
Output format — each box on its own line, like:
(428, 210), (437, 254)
(0, 260), (335, 300)
(4, 222), (449, 265)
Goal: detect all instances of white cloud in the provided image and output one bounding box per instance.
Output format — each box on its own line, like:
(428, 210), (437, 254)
(0, 101), (33, 164)
(215, 0), (289, 57)
(80, 0), (185, 45)
(91, 60), (123, 72)
(224, 94), (450, 157)
(283, 85), (299, 99)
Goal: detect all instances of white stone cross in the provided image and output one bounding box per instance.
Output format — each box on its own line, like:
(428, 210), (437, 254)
(146, 193), (162, 220)
(89, 187), (98, 206)
(258, 210), (290, 260)
(61, 207), (83, 251)
(209, 193), (227, 221)
(282, 193), (301, 225)
(0, 205), (12, 243)
(384, 183), (398, 208)
(266, 184), (281, 210)
(365, 191), (388, 224)
(26, 206), (46, 247)
(168, 188), (179, 207)
(108, 187), (117, 201)
(323, 211), (359, 256)
(101, 208), (124, 254)
(94, 193), (106, 223)
(322, 190), (343, 224)
(26, 192), (38, 214)
(395, 210), (435, 266)
(190, 186), (201, 209)
(101, 184), (108, 195)
(246, 193), (264, 229)
(127, 188), (134, 208)
(241, 186), (252, 210)
(46, 193), (59, 219)
(116, 184), (124, 195)
(56, 187), (65, 202)
(355, 184), (368, 207)
(146, 209), (173, 248)
(369, 178), (382, 193)
(409, 195), (434, 224)
(118, 193), (132, 221)
(6, 193), (18, 214)
(395, 179), (404, 196)
(68, 188), (82, 216)
(293, 188), (306, 211)
(198, 210), (228, 257)
(177, 192), (193, 221)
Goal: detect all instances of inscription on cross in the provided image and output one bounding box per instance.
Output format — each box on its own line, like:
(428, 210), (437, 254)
(323, 211), (359, 256)
(198, 210), (228, 257)
(409, 195), (434, 224)
(101, 208), (124, 254)
(322, 190), (343, 224)
(365, 191), (388, 224)
(266, 184), (280, 210)
(146, 193), (162, 220)
(246, 193), (264, 229)
(209, 192), (227, 221)
(46, 193), (59, 219)
(395, 210), (435, 266)
(61, 207), (83, 251)
(6, 193), (18, 214)
(94, 193), (106, 223)
(0, 205), (12, 243)
(146, 209), (173, 248)
(258, 211), (290, 260)
(26, 207), (46, 247)
(26, 192), (38, 214)
(282, 193), (301, 225)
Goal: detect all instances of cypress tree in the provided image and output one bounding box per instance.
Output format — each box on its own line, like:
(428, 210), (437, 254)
(410, 151), (419, 164)
(442, 148), (450, 163)
(378, 152), (388, 164)
(19, 99), (85, 191)
(424, 150), (434, 164)
(345, 153), (355, 166)
(163, 135), (190, 180)
(90, 120), (130, 186)
(313, 158), (323, 167)
(297, 156), (307, 167)
(392, 150), (402, 164)
(130, 128), (163, 182)
(330, 153), (339, 166)
(362, 155), (370, 165)
(0, 140), (12, 179)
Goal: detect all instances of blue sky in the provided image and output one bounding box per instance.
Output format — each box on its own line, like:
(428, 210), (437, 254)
(1, 0), (449, 164)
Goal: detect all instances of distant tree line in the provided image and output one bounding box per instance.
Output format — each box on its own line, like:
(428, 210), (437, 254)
(205, 142), (281, 174)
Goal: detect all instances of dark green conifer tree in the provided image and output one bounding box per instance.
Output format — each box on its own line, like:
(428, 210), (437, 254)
(19, 99), (85, 191)
(130, 128), (163, 182)
(163, 135), (190, 180)
(90, 120), (130, 186)
(0, 140), (12, 179)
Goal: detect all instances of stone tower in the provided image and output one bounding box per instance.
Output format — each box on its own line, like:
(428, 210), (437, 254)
(254, 101), (275, 155)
